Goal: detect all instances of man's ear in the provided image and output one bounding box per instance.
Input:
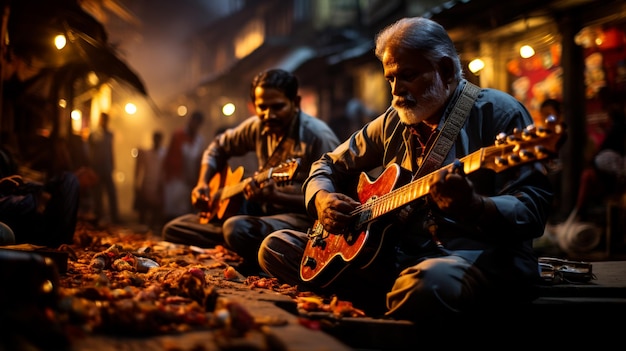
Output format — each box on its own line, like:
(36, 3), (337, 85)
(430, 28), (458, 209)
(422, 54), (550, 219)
(293, 95), (302, 109)
(438, 57), (455, 83)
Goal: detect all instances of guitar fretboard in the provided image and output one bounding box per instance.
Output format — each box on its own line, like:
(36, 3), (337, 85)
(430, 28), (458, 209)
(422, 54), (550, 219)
(350, 124), (561, 228)
(220, 168), (271, 200)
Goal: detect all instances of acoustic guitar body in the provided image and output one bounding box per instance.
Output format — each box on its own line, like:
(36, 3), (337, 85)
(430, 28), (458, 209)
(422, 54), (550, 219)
(206, 165), (245, 221)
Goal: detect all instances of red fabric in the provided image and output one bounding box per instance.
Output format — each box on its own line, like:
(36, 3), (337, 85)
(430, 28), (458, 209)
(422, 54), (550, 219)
(162, 129), (191, 181)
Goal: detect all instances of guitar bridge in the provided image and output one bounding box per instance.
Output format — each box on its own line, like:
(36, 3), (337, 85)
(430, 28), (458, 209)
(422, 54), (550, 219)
(306, 221), (325, 238)
(306, 226), (327, 249)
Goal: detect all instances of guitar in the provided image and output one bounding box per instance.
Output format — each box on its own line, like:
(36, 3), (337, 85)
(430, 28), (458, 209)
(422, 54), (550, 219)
(300, 121), (566, 287)
(197, 158), (301, 223)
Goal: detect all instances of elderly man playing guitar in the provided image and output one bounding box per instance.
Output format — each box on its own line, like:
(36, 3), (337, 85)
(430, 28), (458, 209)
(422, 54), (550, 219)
(258, 17), (560, 330)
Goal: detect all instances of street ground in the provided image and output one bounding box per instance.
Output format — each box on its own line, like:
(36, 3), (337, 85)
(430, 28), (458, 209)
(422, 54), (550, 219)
(2, 218), (625, 350)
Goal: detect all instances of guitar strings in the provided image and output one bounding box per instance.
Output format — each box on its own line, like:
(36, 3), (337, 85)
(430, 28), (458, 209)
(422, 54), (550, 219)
(345, 125), (558, 225)
(349, 175), (430, 224)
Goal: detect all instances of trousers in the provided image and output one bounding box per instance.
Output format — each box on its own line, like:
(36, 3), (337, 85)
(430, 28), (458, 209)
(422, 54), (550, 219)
(258, 228), (537, 324)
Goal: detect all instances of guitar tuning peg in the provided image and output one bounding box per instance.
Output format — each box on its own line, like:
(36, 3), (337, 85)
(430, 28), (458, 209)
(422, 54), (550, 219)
(536, 126), (552, 138)
(521, 129), (537, 140)
(508, 153), (522, 164)
(545, 115), (557, 125)
(535, 145), (549, 156)
(506, 134), (520, 143)
(495, 156), (508, 167)
(519, 149), (535, 160)
(495, 132), (507, 145)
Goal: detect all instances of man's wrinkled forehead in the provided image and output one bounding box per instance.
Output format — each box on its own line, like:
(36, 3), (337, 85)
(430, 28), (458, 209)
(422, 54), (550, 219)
(383, 47), (431, 70)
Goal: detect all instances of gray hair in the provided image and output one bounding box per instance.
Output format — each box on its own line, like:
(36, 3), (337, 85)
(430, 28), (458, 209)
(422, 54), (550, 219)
(374, 17), (463, 81)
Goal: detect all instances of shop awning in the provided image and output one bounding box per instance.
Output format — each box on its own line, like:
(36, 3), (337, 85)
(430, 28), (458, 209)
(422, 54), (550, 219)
(421, 0), (473, 18)
(68, 30), (147, 95)
(275, 47), (317, 72)
(4, 0), (147, 96)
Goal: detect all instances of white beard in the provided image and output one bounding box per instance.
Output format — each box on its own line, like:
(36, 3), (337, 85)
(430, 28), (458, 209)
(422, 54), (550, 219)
(393, 70), (450, 125)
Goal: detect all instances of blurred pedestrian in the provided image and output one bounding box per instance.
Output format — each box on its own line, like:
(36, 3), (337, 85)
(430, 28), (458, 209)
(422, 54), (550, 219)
(162, 111), (206, 221)
(539, 98), (562, 123)
(88, 112), (120, 224)
(576, 96), (626, 221)
(133, 131), (166, 232)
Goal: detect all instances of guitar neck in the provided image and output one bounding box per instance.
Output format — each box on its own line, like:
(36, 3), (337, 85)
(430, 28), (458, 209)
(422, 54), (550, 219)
(352, 153), (481, 226)
(350, 141), (531, 228)
(218, 158), (300, 200)
(220, 167), (273, 199)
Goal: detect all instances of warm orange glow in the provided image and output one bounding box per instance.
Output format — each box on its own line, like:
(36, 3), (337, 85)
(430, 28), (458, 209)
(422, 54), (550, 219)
(520, 45), (535, 58)
(468, 58), (485, 74)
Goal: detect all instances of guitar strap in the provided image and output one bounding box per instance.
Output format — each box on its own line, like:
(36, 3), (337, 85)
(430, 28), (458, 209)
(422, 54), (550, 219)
(414, 80), (481, 179)
(264, 137), (296, 169)
(263, 109), (306, 170)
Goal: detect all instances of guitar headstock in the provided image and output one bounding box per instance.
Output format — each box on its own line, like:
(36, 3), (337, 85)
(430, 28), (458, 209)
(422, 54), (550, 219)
(270, 158), (301, 182)
(480, 117), (566, 173)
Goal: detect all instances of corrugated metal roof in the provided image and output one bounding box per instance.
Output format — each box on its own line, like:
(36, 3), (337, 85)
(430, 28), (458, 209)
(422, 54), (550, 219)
(421, 0), (472, 18)
(422, 0), (598, 43)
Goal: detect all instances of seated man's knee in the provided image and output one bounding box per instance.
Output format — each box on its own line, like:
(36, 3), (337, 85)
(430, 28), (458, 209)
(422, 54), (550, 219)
(387, 258), (470, 319)
(406, 258), (464, 298)
(222, 215), (257, 256)
(257, 234), (275, 269)
(222, 216), (241, 243)
(257, 232), (287, 263)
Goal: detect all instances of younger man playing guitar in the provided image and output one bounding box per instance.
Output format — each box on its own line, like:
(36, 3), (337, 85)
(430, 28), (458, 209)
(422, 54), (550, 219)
(162, 69), (340, 272)
(258, 17), (557, 329)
